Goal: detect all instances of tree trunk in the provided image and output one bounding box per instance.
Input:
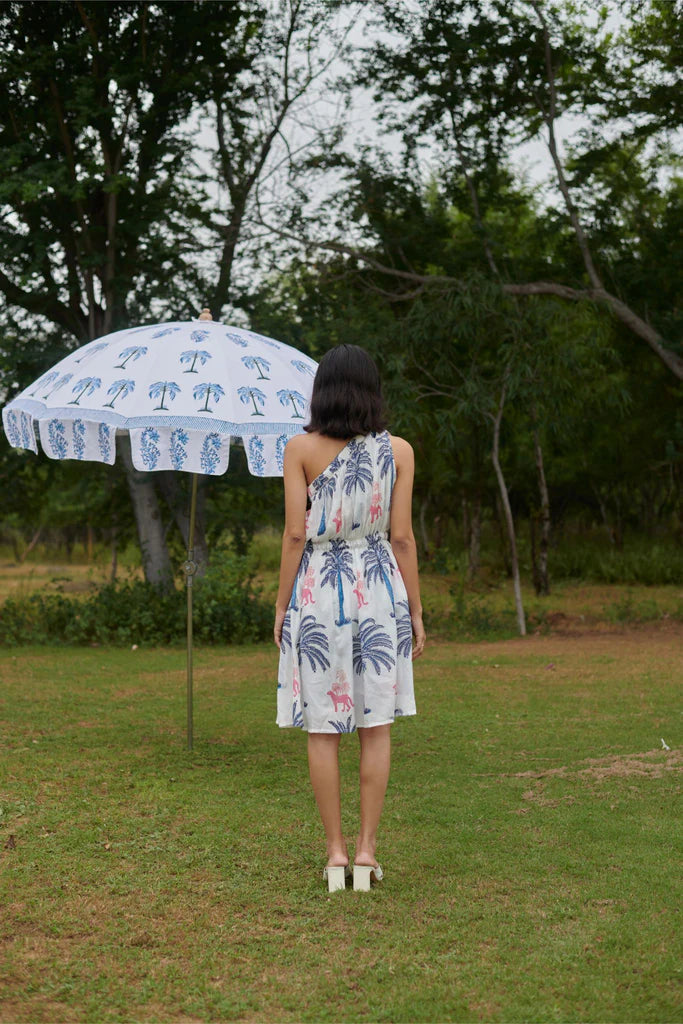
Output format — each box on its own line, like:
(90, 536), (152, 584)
(532, 424), (550, 595)
(468, 492), (481, 581)
(119, 435), (174, 591)
(18, 526), (43, 564)
(491, 385), (526, 636)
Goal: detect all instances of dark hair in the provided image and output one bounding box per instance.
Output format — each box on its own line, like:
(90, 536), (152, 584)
(305, 344), (387, 439)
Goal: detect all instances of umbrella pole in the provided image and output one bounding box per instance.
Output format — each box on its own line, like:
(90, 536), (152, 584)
(184, 473), (199, 750)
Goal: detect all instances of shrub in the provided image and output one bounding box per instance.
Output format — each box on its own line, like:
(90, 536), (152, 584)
(0, 553), (272, 646)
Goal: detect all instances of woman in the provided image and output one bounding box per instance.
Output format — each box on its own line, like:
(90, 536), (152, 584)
(274, 344), (425, 891)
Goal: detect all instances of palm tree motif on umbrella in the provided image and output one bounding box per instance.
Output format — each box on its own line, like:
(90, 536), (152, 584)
(104, 379), (135, 408)
(190, 329), (210, 345)
(241, 355), (271, 380)
(193, 382), (225, 412)
(68, 377), (102, 405)
(43, 373), (73, 400)
(29, 371), (59, 398)
(238, 385), (266, 416)
(277, 388), (306, 419)
(321, 539), (355, 626)
(291, 359), (315, 377)
(114, 345), (148, 369)
(362, 532), (396, 612)
(75, 341), (109, 365)
(297, 614), (330, 672)
(353, 619), (395, 674)
(180, 350), (211, 374)
(149, 381), (181, 411)
(226, 332), (248, 348)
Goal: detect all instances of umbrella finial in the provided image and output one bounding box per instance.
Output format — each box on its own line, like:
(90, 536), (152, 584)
(198, 308), (213, 321)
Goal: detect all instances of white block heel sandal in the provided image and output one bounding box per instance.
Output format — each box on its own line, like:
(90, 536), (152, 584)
(322, 865), (348, 892)
(353, 864), (384, 891)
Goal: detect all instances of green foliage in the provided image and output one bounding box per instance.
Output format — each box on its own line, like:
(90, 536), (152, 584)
(548, 536), (683, 586)
(0, 554), (271, 647)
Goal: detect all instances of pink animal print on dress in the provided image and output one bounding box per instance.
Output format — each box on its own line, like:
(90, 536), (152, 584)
(369, 482), (382, 523)
(333, 506), (342, 533)
(301, 565), (316, 606)
(327, 670), (353, 712)
(353, 570), (368, 607)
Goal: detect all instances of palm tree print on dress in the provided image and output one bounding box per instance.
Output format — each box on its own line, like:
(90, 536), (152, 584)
(241, 355), (271, 380)
(193, 382), (225, 412)
(281, 610), (292, 651)
(343, 440), (373, 495)
(238, 385), (266, 416)
(376, 431), (395, 485)
(320, 539), (355, 626)
(329, 716), (355, 734)
(289, 540), (313, 610)
(104, 379), (135, 408)
(395, 600), (412, 658)
(114, 346), (148, 369)
(277, 388), (306, 418)
(362, 532), (396, 611)
(312, 470), (340, 536)
(180, 350), (211, 373)
(297, 614), (330, 672)
(352, 618), (395, 674)
(69, 377), (102, 405)
(292, 700), (304, 729)
(149, 381), (180, 410)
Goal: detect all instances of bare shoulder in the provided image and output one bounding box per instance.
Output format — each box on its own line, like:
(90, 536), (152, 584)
(388, 433), (414, 467)
(283, 432), (309, 462)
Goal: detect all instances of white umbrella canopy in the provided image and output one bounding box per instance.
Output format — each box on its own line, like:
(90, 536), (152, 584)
(2, 313), (317, 477)
(2, 311), (317, 749)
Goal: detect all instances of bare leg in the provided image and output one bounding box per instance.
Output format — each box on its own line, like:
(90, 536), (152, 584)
(307, 732), (348, 866)
(355, 724), (391, 866)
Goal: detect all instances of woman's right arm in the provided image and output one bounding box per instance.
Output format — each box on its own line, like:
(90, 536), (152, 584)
(389, 436), (426, 659)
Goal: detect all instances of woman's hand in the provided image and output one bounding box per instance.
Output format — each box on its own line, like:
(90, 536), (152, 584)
(411, 612), (426, 660)
(274, 605), (287, 649)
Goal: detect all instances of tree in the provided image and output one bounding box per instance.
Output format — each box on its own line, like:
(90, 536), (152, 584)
(338, 0), (683, 379)
(0, 0), (257, 587)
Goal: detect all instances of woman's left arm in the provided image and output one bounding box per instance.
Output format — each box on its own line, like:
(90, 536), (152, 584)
(274, 436), (308, 648)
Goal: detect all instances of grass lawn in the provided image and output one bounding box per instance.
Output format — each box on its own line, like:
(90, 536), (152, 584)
(0, 626), (680, 1022)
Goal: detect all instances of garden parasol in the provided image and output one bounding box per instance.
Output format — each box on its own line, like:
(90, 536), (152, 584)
(2, 310), (317, 748)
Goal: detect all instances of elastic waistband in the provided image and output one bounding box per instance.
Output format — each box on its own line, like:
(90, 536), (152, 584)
(310, 531), (388, 547)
